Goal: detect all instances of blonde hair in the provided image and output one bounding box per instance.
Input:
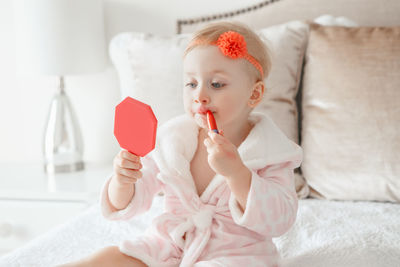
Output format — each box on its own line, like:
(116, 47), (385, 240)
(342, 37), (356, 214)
(184, 21), (272, 81)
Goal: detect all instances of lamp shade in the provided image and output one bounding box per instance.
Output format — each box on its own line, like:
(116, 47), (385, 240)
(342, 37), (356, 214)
(14, 0), (107, 76)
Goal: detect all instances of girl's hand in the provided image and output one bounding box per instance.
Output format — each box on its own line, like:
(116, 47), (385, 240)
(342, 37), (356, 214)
(112, 149), (143, 186)
(203, 130), (246, 178)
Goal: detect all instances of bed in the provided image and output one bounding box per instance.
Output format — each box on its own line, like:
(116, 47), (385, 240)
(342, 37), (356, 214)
(1, 197), (400, 266)
(2, 0), (400, 266)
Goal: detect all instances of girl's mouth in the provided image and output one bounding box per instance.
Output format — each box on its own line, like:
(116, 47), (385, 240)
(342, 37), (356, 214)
(196, 106), (215, 115)
(196, 109), (215, 115)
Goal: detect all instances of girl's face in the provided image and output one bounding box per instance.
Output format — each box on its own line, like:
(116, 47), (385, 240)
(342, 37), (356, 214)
(183, 45), (256, 132)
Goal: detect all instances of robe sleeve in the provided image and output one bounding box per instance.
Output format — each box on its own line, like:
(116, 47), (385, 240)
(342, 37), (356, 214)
(100, 152), (163, 220)
(229, 157), (301, 237)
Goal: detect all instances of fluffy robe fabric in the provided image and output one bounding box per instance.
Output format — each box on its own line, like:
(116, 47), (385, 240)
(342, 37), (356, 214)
(101, 112), (303, 267)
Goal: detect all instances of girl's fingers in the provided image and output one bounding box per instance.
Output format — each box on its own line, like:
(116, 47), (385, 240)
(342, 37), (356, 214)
(204, 137), (222, 154)
(113, 157), (141, 171)
(119, 168), (143, 179)
(208, 131), (225, 145)
(120, 149), (141, 163)
(204, 132), (227, 148)
(120, 158), (142, 170)
(204, 137), (212, 147)
(204, 136), (221, 148)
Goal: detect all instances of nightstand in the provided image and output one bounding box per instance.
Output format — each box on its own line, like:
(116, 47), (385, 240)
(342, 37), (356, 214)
(0, 162), (113, 255)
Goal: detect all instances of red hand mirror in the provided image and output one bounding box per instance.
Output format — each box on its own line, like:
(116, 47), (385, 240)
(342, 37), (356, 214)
(114, 97), (158, 157)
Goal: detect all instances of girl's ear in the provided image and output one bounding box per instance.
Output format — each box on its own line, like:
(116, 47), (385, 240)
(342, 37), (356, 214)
(248, 81), (265, 108)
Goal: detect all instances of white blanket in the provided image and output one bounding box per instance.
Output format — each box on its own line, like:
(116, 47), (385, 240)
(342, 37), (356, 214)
(1, 198), (399, 267)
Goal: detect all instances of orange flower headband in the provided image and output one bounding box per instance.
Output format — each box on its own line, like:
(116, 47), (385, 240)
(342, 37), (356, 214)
(213, 31), (264, 78)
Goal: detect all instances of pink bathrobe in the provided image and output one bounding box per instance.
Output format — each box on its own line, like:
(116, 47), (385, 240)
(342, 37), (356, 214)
(101, 112), (303, 267)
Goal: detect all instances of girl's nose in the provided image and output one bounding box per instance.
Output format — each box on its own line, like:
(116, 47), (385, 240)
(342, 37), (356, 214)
(194, 86), (210, 104)
(194, 97), (209, 104)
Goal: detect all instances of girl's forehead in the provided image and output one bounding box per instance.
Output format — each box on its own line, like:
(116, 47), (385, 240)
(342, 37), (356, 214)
(184, 46), (222, 62)
(183, 46), (246, 74)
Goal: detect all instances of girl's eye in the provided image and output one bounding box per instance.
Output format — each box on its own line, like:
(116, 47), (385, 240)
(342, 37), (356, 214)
(211, 82), (224, 89)
(186, 82), (196, 88)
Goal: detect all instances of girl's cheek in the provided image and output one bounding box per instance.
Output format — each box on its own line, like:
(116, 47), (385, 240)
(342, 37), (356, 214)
(219, 98), (235, 114)
(182, 95), (192, 112)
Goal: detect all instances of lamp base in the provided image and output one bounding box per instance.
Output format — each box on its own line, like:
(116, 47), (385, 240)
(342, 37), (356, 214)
(44, 161), (85, 174)
(43, 76), (85, 174)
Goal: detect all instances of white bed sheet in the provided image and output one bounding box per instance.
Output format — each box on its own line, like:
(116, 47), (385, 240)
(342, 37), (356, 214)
(1, 197), (399, 267)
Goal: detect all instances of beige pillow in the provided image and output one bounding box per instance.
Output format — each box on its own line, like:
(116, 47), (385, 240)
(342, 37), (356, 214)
(301, 24), (400, 202)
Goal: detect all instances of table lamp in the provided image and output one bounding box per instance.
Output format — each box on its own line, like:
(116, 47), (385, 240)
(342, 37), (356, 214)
(14, 0), (107, 174)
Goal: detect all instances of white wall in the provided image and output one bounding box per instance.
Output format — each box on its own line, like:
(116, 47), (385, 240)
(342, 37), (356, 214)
(0, 0), (261, 165)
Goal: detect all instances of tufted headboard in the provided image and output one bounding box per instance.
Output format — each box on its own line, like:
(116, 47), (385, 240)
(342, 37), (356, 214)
(177, 0), (400, 34)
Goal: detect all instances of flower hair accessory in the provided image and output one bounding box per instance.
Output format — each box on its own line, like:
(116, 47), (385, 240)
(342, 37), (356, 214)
(215, 31), (264, 78)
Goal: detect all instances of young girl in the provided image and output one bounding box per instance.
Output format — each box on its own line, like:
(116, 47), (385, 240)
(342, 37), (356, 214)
(62, 21), (303, 267)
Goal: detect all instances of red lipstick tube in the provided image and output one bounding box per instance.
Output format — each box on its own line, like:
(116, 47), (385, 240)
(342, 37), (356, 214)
(206, 110), (219, 134)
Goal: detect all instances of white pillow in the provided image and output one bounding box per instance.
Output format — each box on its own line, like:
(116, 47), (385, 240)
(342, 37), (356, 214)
(256, 20), (308, 144)
(110, 33), (190, 125)
(313, 14), (358, 27)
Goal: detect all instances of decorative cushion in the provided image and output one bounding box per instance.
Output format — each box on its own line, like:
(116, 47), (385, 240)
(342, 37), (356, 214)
(110, 33), (190, 125)
(301, 24), (400, 202)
